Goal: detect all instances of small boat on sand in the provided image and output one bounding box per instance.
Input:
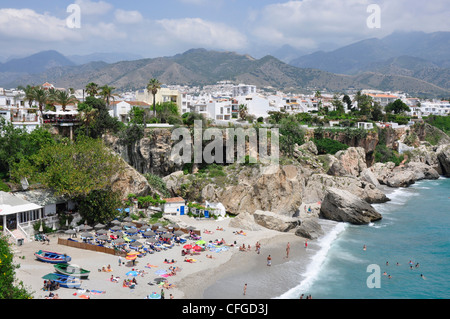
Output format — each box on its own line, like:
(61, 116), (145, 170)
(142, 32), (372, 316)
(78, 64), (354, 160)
(42, 273), (81, 289)
(34, 250), (71, 264)
(54, 263), (90, 279)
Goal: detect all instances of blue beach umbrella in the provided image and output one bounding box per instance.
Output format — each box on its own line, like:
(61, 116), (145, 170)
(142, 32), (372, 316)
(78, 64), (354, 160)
(126, 270), (139, 277)
(155, 269), (167, 275)
(148, 292), (161, 299)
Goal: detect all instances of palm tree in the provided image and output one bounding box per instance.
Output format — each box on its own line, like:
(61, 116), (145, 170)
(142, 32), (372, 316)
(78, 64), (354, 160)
(31, 87), (50, 125)
(51, 90), (79, 112)
(85, 82), (99, 97)
(147, 78), (161, 117)
(99, 85), (116, 107)
(18, 85), (36, 108)
(238, 104), (248, 120)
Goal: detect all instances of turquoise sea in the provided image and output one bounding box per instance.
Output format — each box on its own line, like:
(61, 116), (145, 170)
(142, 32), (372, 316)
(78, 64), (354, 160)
(280, 177), (450, 299)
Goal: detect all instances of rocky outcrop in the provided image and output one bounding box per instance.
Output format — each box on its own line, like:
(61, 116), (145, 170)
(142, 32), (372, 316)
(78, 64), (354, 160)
(104, 129), (183, 177)
(228, 212), (264, 231)
(370, 161), (439, 187)
(253, 210), (301, 232)
(295, 218), (324, 239)
(320, 188), (382, 225)
(437, 144), (450, 177)
(303, 173), (389, 204)
(110, 158), (152, 198)
(328, 147), (367, 177)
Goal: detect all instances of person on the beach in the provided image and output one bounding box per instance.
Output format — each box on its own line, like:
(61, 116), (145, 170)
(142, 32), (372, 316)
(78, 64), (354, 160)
(286, 242), (290, 258)
(243, 283), (247, 295)
(304, 239), (308, 249)
(363, 245), (366, 251)
(267, 255), (272, 266)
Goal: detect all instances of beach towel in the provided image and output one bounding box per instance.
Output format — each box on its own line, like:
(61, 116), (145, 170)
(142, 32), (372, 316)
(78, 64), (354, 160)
(145, 264), (158, 268)
(90, 290), (106, 295)
(79, 294), (90, 299)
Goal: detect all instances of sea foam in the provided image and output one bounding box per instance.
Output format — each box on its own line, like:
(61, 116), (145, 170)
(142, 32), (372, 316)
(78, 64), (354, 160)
(276, 220), (347, 299)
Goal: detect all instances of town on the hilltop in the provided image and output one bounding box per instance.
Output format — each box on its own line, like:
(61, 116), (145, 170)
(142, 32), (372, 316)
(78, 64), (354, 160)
(1, 81), (449, 134)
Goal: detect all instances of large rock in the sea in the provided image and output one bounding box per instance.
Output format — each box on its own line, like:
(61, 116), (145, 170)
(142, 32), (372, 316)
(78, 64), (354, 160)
(320, 188), (382, 225)
(295, 218), (324, 239)
(253, 210), (301, 232)
(437, 144), (450, 177)
(403, 162), (440, 181)
(328, 147), (367, 177)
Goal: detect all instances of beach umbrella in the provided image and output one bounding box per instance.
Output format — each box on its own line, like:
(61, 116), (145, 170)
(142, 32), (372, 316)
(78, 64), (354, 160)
(161, 233), (172, 239)
(193, 245), (203, 251)
(129, 234), (141, 240)
(111, 225), (122, 231)
(174, 231), (184, 236)
(114, 238), (126, 245)
(148, 292), (161, 299)
(125, 255), (137, 261)
(155, 269), (167, 275)
(123, 222), (136, 228)
(123, 217), (133, 222)
(153, 223), (163, 227)
(126, 228), (138, 234)
(94, 223), (105, 229)
(65, 229), (76, 235)
(126, 270), (139, 277)
(82, 225), (93, 231)
(132, 241), (143, 248)
(97, 235), (109, 241)
(81, 232), (93, 238)
(111, 220), (121, 225)
(196, 240), (206, 245)
(143, 231), (154, 237)
(183, 244), (193, 250)
(96, 229), (108, 235)
(168, 223), (180, 230)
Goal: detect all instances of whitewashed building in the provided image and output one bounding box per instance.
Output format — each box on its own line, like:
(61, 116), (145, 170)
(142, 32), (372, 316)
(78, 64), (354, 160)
(163, 197), (186, 216)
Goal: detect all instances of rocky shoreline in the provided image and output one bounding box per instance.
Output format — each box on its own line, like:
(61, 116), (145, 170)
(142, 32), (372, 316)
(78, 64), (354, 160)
(100, 124), (450, 241)
(163, 140), (450, 240)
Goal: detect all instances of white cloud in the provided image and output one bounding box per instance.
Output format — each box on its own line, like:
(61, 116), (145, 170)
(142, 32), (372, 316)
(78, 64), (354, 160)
(114, 9), (143, 24)
(0, 8), (81, 42)
(74, 0), (113, 16)
(156, 18), (247, 50)
(249, 0), (450, 51)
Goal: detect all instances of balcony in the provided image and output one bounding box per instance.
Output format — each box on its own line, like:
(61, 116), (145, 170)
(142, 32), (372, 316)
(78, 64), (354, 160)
(11, 114), (38, 123)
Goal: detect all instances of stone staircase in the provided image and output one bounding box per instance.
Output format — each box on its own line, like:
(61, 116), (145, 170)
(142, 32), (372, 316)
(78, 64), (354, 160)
(9, 228), (29, 245)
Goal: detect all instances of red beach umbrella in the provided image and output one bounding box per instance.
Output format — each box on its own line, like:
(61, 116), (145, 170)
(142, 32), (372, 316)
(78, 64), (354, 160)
(193, 245), (203, 251)
(183, 244), (193, 250)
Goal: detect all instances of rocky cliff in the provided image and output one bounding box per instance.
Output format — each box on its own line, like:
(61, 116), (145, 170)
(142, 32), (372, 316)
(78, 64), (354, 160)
(105, 125), (450, 238)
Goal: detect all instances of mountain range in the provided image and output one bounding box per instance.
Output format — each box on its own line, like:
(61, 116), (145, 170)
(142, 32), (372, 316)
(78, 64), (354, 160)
(289, 31), (450, 92)
(0, 31), (449, 97)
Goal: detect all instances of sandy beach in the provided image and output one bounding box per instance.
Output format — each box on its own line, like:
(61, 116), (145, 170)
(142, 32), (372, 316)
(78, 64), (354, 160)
(13, 215), (308, 299)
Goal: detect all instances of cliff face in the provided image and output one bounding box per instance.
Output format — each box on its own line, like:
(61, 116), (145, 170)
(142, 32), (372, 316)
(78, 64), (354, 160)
(104, 126), (449, 234)
(104, 129), (184, 177)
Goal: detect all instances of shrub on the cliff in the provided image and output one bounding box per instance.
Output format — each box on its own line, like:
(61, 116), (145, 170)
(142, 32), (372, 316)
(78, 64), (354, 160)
(313, 138), (349, 155)
(374, 144), (404, 166)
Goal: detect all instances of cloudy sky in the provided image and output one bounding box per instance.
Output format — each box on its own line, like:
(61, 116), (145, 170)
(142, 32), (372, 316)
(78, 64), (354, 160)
(0, 0), (449, 60)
